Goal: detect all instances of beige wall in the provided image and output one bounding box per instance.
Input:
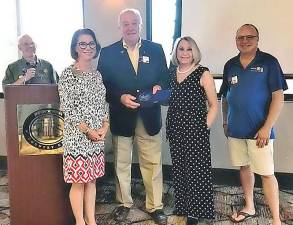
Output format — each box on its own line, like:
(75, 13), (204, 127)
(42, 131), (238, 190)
(1, 98), (293, 172)
(102, 100), (293, 173)
(210, 102), (293, 173)
(182, 0), (293, 74)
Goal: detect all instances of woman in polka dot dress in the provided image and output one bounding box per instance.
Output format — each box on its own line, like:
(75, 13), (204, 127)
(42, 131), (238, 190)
(166, 36), (218, 225)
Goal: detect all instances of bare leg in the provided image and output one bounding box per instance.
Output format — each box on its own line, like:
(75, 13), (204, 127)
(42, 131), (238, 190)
(261, 175), (281, 225)
(70, 183), (86, 225)
(84, 180), (97, 225)
(231, 166), (256, 221)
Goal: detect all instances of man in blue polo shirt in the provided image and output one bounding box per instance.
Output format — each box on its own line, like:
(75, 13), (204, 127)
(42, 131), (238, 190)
(220, 24), (287, 225)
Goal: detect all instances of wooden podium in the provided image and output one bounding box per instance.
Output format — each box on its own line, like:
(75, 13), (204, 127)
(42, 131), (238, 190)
(4, 85), (74, 225)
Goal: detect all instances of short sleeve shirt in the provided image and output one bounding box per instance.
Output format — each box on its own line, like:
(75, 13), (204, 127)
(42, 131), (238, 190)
(220, 49), (288, 139)
(2, 57), (57, 85)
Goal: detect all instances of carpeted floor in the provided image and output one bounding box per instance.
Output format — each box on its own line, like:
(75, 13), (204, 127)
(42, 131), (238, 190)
(0, 170), (293, 225)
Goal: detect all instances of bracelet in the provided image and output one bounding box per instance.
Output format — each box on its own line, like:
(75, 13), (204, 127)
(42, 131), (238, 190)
(18, 75), (25, 84)
(102, 118), (109, 124)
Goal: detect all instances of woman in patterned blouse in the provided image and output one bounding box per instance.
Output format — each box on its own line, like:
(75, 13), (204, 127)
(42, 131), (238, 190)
(58, 29), (109, 225)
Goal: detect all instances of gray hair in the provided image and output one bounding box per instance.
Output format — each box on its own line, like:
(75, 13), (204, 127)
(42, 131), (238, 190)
(236, 24), (259, 37)
(18, 34), (33, 45)
(171, 36), (201, 66)
(118, 8), (142, 27)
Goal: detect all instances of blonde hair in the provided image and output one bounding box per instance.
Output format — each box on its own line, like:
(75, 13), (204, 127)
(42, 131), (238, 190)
(171, 36), (201, 66)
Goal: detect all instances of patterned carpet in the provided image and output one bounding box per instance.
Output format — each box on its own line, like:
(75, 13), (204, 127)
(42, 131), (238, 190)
(0, 170), (293, 225)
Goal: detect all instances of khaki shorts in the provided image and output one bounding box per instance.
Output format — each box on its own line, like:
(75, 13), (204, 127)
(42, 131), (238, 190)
(228, 137), (274, 175)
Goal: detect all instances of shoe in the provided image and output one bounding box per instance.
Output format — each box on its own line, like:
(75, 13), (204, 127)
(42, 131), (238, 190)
(229, 211), (256, 223)
(148, 209), (167, 225)
(187, 216), (198, 225)
(111, 206), (130, 222)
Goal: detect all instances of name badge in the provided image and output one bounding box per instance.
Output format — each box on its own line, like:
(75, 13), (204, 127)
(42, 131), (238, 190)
(142, 56), (149, 63)
(250, 66), (264, 73)
(231, 75), (238, 85)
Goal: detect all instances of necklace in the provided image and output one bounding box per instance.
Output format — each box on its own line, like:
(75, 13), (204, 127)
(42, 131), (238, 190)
(177, 64), (195, 74)
(74, 62), (95, 73)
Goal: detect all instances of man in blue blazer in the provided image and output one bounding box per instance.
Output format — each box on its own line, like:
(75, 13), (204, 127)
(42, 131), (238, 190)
(98, 8), (169, 225)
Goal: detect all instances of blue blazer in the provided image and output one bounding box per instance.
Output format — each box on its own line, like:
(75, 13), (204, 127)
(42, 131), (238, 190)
(98, 39), (170, 137)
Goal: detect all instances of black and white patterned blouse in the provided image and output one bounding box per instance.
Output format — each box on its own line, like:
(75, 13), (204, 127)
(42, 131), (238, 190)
(58, 65), (108, 183)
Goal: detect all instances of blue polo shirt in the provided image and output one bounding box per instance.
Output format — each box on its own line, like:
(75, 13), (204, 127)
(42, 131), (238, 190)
(220, 49), (288, 139)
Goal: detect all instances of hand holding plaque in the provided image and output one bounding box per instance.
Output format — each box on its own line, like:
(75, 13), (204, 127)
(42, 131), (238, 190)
(136, 89), (171, 107)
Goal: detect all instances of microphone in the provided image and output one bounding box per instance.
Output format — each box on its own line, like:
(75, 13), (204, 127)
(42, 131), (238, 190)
(26, 60), (37, 69)
(23, 59), (38, 83)
(23, 60), (37, 74)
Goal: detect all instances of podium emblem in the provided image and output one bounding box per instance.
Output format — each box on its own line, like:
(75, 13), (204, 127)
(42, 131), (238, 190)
(18, 104), (64, 155)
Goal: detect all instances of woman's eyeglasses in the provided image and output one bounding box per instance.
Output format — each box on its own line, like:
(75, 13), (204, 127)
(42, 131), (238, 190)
(78, 41), (96, 49)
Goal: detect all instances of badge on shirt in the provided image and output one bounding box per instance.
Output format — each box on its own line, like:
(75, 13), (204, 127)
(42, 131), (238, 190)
(37, 69), (48, 80)
(250, 66), (264, 73)
(141, 56), (149, 63)
(231, 75), (238, 85)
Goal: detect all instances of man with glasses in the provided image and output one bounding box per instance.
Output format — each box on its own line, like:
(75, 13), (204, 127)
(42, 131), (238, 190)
(98, 8), (169, 225)
(220, 24), (287, 225)
(2, 34), (57, 85)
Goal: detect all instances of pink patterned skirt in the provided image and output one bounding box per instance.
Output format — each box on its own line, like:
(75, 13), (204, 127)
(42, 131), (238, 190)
(63, 152), (105, 183)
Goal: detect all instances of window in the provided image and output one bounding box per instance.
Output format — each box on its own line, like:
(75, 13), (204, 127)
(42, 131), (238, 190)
(18, 0), (83, 74)
(0, 0), (83, 92)
(151, 0), (176, 65)
(0, 1), (18, 92)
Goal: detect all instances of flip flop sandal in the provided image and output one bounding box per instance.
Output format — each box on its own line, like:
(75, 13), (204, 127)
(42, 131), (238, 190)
(229, 211), (256, 223)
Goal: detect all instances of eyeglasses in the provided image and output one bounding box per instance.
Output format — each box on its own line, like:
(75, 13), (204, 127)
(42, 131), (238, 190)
(236, 35), (258, 41)
(78, 41), (96, 49)
(21, 42), (35, 47)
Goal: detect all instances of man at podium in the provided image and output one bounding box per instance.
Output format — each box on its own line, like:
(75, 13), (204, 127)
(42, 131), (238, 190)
(2, 34), (57, 85)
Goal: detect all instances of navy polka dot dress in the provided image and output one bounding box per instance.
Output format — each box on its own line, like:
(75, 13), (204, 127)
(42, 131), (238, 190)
(166, 66), (215, 219)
